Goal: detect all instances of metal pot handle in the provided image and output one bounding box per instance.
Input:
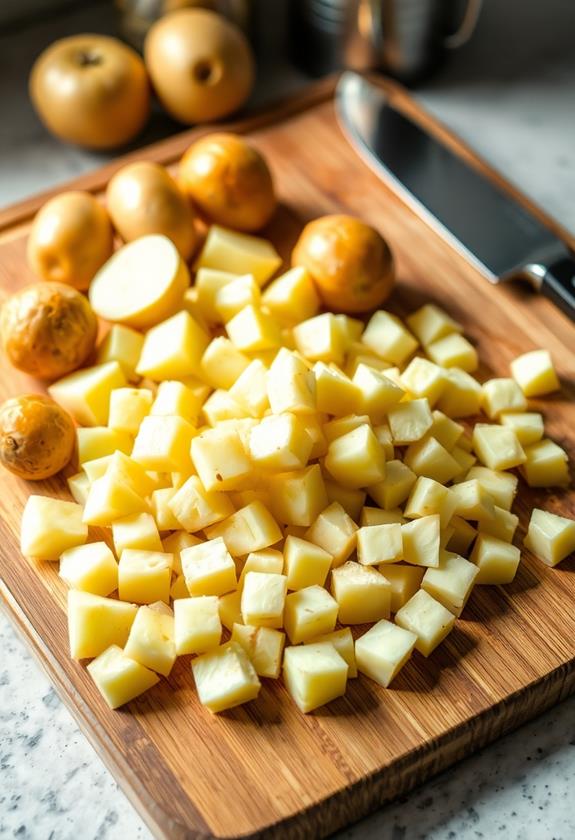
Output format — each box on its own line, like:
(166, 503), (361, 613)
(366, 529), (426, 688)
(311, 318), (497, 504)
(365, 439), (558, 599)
(444, 0), (482, 49)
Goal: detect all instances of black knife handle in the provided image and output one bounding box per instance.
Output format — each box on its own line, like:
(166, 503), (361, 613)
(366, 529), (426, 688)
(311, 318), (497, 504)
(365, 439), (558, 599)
(541, 256), (575, 322)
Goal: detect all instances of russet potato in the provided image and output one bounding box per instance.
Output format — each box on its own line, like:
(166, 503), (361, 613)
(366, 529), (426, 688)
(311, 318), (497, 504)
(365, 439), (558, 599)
(0, 394), (75, 480)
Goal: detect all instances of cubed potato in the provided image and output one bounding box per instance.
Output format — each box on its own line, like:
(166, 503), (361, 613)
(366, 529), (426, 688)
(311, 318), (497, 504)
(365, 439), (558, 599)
(324, 424), (386, 489)
(331, 561), (391, 623)
(404, 437), (461, 484)
(422, 550), (478, 615)
(400, 357), (446, 407)
(450, 479), (495, 522)
(478, 506), (519, 543)
(124, 605), (176, 676)
(388, 399), (433, 445)
(368, 460), (417, 510)
(238, 549), (284, 590)
(304, 627), (357, 677)
(472, 424), (526, 471)
(357, 523), (402, 565)
(118, 549), (172, 604)
(521, 439), (569, 488)
(87, 645), (159, 709)
(181, 537), (237, 596)
(283, 642), (347, 712)
(241, 571), (287, 628)
(267, 464), (328, 527)
(77, 426), (132, 465)
(136, 310), (209, 380)
(132, 415), (195, 472)
(470, 534), (521, 584)
(202, 390), (247, 425)
(355, 619), (417, 687)
(324, 481), (366, 522)
(67, 472), (91, 505)
(21, 496), (87, 560)
(446, 516), (477, 556)
(228, 359), (270, 418)
(284, 585), (339, 644)
(111, 512), (161, 556)
(174, 596), (222, 655)
(170, 574), (189, 600)
(426, 334), (478, 373)
(524, 508), (575, 567)
(436, 367), (482, 418)
(82, 454), (115, 483)
(163, 531), (202, 575)
(352, 364), (404, 422)
(205, 502), (282, 556)
(195, 225), (281, 285)
(345, 350), (392, 379)
(266, 348), (316, 415)
(500, 412), (544, 446)
(215, 274), (261, 322)
(293, 313), (346, 364)
(59, 542), (118, 597)
(334, 314), (363, 347)
(510, 349), (559, 396)
(97, 324), (145, 381)
(68, 590), (138, 659)
(150, 379), (208, 423)
(481, 378), (527, 420)
(401, 514), (440, 567)
(229, 486), (269, 511)
(231, 624), (285, 679)
(192, 641), (261, 713)
(248, 413), (313, 471)
(107, 450), (157, 496)
(218, 590), (243, 631)
(108, 387), (153, 435)
(284, 536), (332, 590)
(82, 470), (147, 526)
(395, 589), (455, 656)
(406, 304), (462, 346)
(150, 487), (181, 530)
(261, 266), (319, 323)
(313, 363), (362, 415)
(362, 311), (418, 366)
(373, 422), (394, 459)
(378, 564), (424, 613)
(404, 478), (455, 528)
(200, 337), (251, 390)
(465, 466), (518, 511)
(360, 507), (405, 526)
(450, 445), (477, 479)
(305, 502), (358, 567)
(225, 305), (281, 353)
(191, 427), (252, 492)
(49, 361), (126, 427)
(426, 410), (464, 451)
(192, 268), (239, 324)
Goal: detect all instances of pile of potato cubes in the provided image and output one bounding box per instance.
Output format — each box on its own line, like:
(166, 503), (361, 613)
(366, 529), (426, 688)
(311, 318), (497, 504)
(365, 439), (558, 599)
(19, 226), (575, 715)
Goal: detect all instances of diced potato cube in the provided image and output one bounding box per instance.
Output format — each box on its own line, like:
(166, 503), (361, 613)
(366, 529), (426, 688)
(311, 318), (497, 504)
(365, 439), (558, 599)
(304, 627), (357, 677)
(400, 357), (446, 407)
(191, 427), (251, 492)
(284, 585), (339, 644)
(195, 225), (281, 285)
(174, 596), (222, 655)
(293, 313), (345, 364)
(313, 363), (362, 415)
(59, 542), (118, 596)
(345, 351), (392, 379)
(472, 424), (526, 471)
(404, 477), (454, 528)
(215, 274), (261, 322)
(77, 427), (132, 465)
(446, 516), (477, 556)
(450, 445), (477, 479)
(67, 472), (91, 505)
(478, 506), (518, 543)
(231, 624), (285, 678)
(379, 564), (424, 613)
(118, 550), (171, 604)
(470, 534), (520, 584)
(524, 508), (575, 567)
(450, 479), (495, 522)
(352, 364), (404, 422)
(241, 572), (287, 628)
(218, 590), (243, 631)
(305, 502), (358, 567)
(521, 439), (569, 488)
(150, 379), (208, 423)
(401, 514), (440, 567)
(238, 549), (284, 590)
(205, 502), (282, 556)
(500, 412), (544, 446)
(202, 390), (247, 425)
(163, 531), (202, 575)
(355, 619), (417, 687)
(226, 305), (281, 353)
(465, 466), (517, 511)
(248, 413), (313, 471)
(426, 410), (464, 451)
(68, 590), (138, 659)
(132, 415), (195, 472)
(229, 358), (270, 418)
(426, 334), (478, 373)
(97, 324), (145, 380)
(170, 574), (189, 600)
(192, 641), (261, 713)
(284, 536), (332, 590)
(21, 496), (87, 560)
(331, 561), (391, 623)
(436, 367), (482, 417)
(334, 314), (363, 347)
(373, 422), (394, 458)
(362, 310), (418, 366)
(267, 348), (316, 415)
(267, 464), (328, 527)
(150, 487), (181, 530)
(82, 468), (149, 527)
(192, 268), (239, 324)
(406, 303), (462, 346)
(324, 417), (375, 448)
(262, 266), (320, 324)
(395, 589), (455, 655)
(324, 424), (386, 489)
(283, 643), (347, 713)
(481, 378), (527, 420)
(87, 645), (159, 709)
(510, 349), (559, 396)
(388, 399), (433, 445)
(108, 387), (153, 435)
(111, 512), (162, 556)
(124, 605), (176, 676)
(200, 337), (251, 390)
(360, 507), (405, 526)
(368, 460), (416, 510)
(357, 523), (402, 565)
(136, 311), (209, 380)
(49, 361), (126, 427)
(324, 481), (365, 522)
(404, 437), (461, 484)
(422, 550), (478, 615)
(181, 537), (237, 596)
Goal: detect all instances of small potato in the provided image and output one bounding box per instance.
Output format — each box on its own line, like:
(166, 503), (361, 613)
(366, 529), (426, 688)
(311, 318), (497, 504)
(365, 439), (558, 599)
(1, 282), (98, 380)
(179, 133), (276, 232)
(0, 394), (75, 480)
(292, 215), (395, 314)
(106, 161), (198, 260)
(27, 191), (114, 290)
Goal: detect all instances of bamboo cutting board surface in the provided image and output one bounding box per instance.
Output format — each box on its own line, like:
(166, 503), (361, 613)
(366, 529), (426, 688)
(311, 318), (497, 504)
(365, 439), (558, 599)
(0, 77), (574, 840)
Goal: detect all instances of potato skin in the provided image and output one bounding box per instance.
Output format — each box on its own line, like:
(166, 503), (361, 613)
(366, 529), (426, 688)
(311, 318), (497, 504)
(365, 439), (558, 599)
(179, 133), (276, 232)
(292, 215), (395, 314)
(1, 282), (98, 380)
(0, 394), (75, 480)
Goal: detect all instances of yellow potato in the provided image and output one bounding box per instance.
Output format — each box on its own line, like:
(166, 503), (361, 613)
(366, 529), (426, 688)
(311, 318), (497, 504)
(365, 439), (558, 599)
(0, 394), (75, 480)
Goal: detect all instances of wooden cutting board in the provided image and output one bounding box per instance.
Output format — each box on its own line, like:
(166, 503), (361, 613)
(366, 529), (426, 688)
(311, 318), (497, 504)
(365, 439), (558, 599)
(1, 77), (574, 840)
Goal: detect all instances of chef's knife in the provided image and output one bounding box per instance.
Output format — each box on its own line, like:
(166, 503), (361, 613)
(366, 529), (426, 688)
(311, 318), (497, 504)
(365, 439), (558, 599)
(335, 72), (575, 322)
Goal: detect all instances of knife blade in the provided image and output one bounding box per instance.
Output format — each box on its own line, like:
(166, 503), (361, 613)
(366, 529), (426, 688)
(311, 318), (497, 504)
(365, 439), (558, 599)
(335, 72), (575, 322)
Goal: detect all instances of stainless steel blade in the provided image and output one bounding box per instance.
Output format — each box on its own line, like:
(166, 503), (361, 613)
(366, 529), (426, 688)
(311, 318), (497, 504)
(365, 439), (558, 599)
(335, 72), (570, 284)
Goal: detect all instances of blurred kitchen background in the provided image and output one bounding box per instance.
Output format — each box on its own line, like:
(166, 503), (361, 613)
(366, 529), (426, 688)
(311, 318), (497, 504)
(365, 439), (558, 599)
(1, 0), (575, 234)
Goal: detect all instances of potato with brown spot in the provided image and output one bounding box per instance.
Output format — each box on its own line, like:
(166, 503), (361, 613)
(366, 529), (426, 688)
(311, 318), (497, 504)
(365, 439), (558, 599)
(0, 394), (76, 480)
(1, 282), (98, 380)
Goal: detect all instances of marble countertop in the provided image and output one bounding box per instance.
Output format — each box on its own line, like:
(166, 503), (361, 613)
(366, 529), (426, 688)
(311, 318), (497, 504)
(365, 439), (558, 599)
(1, 1), (575, 839)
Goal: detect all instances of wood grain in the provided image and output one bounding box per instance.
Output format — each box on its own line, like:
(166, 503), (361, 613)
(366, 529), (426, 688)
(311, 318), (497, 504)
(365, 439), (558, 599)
(0, 76), (574, 840)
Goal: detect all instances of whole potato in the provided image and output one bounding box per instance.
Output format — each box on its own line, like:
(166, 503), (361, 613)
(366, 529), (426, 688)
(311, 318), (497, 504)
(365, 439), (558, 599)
(1, 282), (98, 380)
(106, 161), (198, 260)
(179, 133), (276, 232)
(0, 394), (75, 480)
(292, 215), (395, 313)
(27, 191), (114, 290)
